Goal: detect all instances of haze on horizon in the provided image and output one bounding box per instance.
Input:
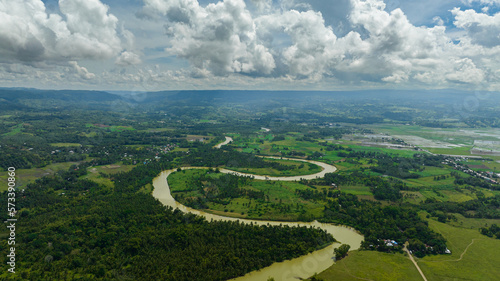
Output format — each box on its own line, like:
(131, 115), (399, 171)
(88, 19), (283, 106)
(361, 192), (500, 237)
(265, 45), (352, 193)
(1, 0), (500, 92)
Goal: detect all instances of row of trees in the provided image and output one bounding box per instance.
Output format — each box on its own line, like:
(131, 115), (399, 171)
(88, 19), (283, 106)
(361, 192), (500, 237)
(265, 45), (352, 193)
(317, 171), (405, 201)
(480, 224), (500, 239)
(421, 196), (500, 219)
(182, 146), (296, 171)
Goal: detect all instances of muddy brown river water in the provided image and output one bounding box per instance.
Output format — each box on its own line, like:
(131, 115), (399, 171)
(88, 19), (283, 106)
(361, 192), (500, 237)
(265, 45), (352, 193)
(152, 166), (363, 281)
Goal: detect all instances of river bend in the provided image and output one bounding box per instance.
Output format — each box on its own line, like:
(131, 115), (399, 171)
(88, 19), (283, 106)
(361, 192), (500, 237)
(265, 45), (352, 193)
(151, 137), (363, 281)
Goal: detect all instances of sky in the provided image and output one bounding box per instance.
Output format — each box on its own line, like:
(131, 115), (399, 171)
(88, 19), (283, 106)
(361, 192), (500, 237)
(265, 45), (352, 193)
(1, 0), (500, 92)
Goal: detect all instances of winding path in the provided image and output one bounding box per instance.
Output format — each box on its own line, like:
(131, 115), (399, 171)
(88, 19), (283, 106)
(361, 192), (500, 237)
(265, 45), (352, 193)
(404, 244), (428, 281)
(151, 137), (363, 281)
(426, 239), (482, 263)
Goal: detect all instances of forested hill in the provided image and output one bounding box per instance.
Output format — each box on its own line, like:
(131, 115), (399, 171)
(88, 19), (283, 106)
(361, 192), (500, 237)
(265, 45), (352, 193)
(2, 87), (500, 127)
(114, 88), (500, 109)
(0, 88), (121, 110)
(2, 87), (498, 109)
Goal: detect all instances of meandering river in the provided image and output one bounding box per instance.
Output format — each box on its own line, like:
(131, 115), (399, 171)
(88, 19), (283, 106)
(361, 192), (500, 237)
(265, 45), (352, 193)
(221, 156), (336, 181)
(214, 136), (233, 148)
(151, 137), (364, 281)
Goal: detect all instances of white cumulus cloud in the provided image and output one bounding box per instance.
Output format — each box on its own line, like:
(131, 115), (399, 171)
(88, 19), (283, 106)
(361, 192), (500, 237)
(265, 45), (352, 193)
(69, 61), (96, 80)
(257, 9), (340, 78)
(348, 0), (452, 78)
(116, 51), (142, 66)
(143, 0), (276, 76)
(136, 0), (500, 87)
(3, 0), (500, 90)
(462, 0), (500, 5)
(452, 7), (500, 47)
(0, 0), (124, 63)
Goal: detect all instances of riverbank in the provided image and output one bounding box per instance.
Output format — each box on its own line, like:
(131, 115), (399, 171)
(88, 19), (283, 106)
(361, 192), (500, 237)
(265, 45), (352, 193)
(214, 136), (233, 148)
(152, 168), (363, 281)
(221, 157), (336, 181)
(151, 136), (363, 280)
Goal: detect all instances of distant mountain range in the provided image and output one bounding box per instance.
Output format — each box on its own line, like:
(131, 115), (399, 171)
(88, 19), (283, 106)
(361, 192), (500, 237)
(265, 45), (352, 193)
(0, 87), (497, 111)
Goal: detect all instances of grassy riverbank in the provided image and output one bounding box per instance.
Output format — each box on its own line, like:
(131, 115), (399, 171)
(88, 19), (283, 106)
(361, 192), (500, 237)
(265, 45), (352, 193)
(169, 169), (324, 221)
(226, 158), (322, 177)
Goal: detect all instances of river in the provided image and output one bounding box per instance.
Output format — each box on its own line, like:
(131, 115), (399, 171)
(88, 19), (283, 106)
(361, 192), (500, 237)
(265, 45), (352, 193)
(215, 136), (337, 181)
(152, 167), (364, 281)
(221, 156), (337, 181)
(214, 136), (233, 148)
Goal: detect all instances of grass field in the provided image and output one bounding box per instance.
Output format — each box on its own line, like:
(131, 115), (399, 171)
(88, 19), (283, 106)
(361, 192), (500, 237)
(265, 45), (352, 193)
(80, 131), (98, 138)
(50, 143), (82, 147)
(426, 146), (473, 156)
(402, 167), (466, 188)
(138, 183), (153, 194)
(316, 250), (423, 281)
(333, 159), (374, 172)
(168, 169), (206, 192)
(402, 184), (496, 204)
(168, 169), (325, 221)
(82, 163), (135, 188)
(347, 143), (419, 157)
(396, 163), (500, 203)
(402, 191), (427, 203)
(447, 213), (500, 229)
(404, 186), (500, 204)
(417, 217), (500, 281)
(415, 166), (453, 177)
(3, 123), (23, 136)
(0, 162), (79, 191)
(404, 177), (456, 188)
(0, 162), (134, 191)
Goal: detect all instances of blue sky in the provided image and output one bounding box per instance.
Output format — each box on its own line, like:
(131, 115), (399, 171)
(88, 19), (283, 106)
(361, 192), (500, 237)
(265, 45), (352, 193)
(1, 0), (500, 91)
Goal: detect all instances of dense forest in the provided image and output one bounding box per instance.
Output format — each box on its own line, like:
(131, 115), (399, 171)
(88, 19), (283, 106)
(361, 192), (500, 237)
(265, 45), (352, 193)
(0, 165), (333, 280)
(320, 192), (447, 257)
(182, 146), (297, 169)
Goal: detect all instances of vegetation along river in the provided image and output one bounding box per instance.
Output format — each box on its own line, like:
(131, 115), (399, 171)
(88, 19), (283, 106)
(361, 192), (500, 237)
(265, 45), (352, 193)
(152, 137), (364, 281)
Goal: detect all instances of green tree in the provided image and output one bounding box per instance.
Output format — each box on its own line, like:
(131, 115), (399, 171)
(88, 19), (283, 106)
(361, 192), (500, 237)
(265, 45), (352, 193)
(334, 244), (351, 260)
